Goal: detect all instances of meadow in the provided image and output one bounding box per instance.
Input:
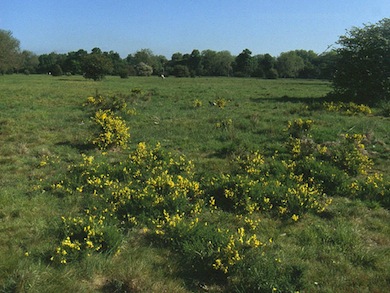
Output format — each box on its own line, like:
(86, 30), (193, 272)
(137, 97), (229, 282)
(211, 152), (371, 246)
(0, 75), (389, 292)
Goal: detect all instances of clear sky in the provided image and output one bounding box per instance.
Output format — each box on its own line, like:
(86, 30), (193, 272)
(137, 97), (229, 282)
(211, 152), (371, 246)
(1, 0), (389, 58)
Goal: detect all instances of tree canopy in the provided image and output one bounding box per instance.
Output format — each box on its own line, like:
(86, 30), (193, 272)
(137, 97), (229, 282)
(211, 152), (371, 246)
(0, 29), (21, 73)
(332, 18), (390, 103)
(0, 26), (349, 81)
(82, 48), (113, 80)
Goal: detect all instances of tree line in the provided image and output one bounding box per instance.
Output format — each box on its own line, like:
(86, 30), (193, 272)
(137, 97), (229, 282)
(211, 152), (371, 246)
(1, 17), (389, 104)
(0, 29), (337, 80)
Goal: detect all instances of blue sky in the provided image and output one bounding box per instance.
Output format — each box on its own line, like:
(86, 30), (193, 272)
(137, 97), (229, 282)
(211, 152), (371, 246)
(1, 0), (389, 58)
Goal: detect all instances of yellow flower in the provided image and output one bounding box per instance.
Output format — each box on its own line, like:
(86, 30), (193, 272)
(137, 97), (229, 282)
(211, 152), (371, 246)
(291, 214), (299, 222)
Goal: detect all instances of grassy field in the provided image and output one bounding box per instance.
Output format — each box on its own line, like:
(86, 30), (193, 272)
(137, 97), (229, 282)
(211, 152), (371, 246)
(0, 75), (389, 292)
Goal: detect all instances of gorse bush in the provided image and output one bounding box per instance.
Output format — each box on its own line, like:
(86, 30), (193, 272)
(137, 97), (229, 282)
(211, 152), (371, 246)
(286, 118), (313, 138)
(282, 119), (389, 208)
(207, 149), (331, 220)
(84, 94), (138, 116)
(91, 109), (130, 150)
(192, 98), (202, 108)
(323, 101), (372, 115)
(48, 142), (205, 264)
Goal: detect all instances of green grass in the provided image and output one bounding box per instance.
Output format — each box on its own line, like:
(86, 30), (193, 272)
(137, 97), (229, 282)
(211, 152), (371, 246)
(0, 74), (389, 292)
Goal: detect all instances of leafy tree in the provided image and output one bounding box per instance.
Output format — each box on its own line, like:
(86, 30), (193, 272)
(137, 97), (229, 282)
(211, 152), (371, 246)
(153, 55), (168, 75)
(134, 48), (154, 65)
(130, 49), (167, 75)
(38, 52), (66, 74)
(294, 50), (320, 78)
(51, 64), (63, 76)
(317, 51), (338, 80)
(214, 51), (234, 76)
(82, 49), (113, 80)
(0, 29), (21, 73)
(252, 54), (277, 78)
(104, 50), (123, 75)
(188, 49), (202, 76)
(276, 51), (305, 78)
(19, 50), (39, 74)
(332, 18), (390, 103)
(201, 50), (217, 76)
(62, 49), (88, 75)
(136, 62), (153, 76)
(172, 64), (190, 77)
(233, 49), (253, 77)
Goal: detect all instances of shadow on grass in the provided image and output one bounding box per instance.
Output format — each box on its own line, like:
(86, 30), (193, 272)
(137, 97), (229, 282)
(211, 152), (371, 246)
(56, 141), (95, 152)
(250, 93), (369, 105)
(57, 78), (87, 82)
(249, 95), (329, 104)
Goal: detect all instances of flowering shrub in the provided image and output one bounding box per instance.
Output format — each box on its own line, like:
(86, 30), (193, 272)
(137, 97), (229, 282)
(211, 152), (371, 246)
(283, 119), (388, 208)
(50, 213), (121, 264)
(323, 101), (372, 115)
(215, 118), (233, 130)
(84, 94), (128, 112)
(153, 213), (265, 276)
(193, 99), (202, 108)
(49, 142), (205, 263)
(215, 97), (227, 108)
(208, 151), (331, 219)
(330, 133), (372, 176)
(91, 109), (130, 150)
(286, 118), (314, 138)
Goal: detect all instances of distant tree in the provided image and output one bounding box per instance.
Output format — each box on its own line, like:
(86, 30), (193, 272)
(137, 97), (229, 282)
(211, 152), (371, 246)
(172, 64), (190, 77)
(171, 52), (183, 64)
(91, 47), (102, 54)
(332, 18), (390, 103)
(134, 49), (154, 65)
(136, 62), (153, 76)
(166, 52), (184, 75)
(104, 50), (124, 75)
(200, 50), (217, 76)
(263, 54), (278, 79)
(188, 49), (202, 76)
(294, 50), (320, 78)
(252, 53), (278, 78)
(233, 49), (253, 77)
(0, 29), (21, 73)
(276, 51), (305, 78)
(51, 64), (63, 76)
(252, 55), (266, 78)
(62, 49), (88, 75)
(129, 49), (167, 75)
(19, 50), (39, 74)
(82, 49), (113, 80)
(214, 51), (234, 76)
(266, 68), (279, 79)
(151, 55), (168, 75)
(317, 51), (338, 80)
(38, 52), (66, 74)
